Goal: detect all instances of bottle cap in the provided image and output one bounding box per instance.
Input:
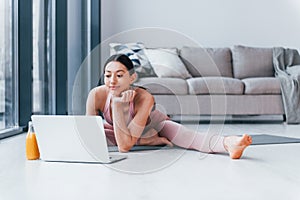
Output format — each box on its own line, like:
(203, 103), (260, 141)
(28, 121), (33, 127)
(28, 121), (34, 132)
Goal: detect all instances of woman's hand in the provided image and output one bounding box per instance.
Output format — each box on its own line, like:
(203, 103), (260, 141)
(113, 90), (136, 103)
(138, 128), (173, 147)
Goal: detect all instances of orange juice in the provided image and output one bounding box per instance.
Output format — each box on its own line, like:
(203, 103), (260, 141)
(26, 121), (40, 160)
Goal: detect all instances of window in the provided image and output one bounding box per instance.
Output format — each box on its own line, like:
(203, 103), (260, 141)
(32, 0), (55, 115)
(0, 0), (100, 139)
(0, 0), (19, 134)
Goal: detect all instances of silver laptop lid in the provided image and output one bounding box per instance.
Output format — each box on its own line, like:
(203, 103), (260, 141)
(31, 115), (111, 163)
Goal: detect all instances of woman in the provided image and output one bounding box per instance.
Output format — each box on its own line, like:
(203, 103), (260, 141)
(86, 54), (252, 159)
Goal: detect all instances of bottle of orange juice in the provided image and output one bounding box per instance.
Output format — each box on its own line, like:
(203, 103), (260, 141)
(26, 121), (40, 160)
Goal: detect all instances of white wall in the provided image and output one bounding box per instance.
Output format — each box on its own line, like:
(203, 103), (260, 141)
(101, 0), (300, 50)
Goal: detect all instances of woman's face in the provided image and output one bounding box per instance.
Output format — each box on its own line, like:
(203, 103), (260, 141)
(104, 61), (135, 96)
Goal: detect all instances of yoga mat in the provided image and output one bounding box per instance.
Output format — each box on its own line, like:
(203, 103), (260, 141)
(251, 134), (300, 145)
(108, 145), (170, 152)
(108, 134), (300, 152)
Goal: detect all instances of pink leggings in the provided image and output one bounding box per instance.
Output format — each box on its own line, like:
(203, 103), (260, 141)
(104, 120), (226, 153)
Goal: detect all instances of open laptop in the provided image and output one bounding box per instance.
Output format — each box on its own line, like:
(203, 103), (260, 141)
(31, 115), (127, 164)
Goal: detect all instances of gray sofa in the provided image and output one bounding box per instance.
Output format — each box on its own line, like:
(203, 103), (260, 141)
(134, 45), (284, 117)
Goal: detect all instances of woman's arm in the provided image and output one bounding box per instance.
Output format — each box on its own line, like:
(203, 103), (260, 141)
(86, 86), (107, 115)
(112, 89), (154, 152)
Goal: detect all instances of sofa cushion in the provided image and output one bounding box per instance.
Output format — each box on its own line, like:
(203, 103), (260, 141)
(179, 47), (233, 77)
(232, 45), (274, 79)
(144, 48), (192, 79)
(242, 77), (281, 94)
(186, 77), (244, 95)
(109, 42), (157, 78)
(134, 77), (188, 95)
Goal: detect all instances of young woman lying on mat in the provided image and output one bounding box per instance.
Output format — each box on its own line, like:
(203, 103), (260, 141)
(86, 54), (252, 159)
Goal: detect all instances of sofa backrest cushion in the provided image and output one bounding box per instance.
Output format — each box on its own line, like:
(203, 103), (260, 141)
(232, 45), (274, 79)
(179, 47), (233, 77)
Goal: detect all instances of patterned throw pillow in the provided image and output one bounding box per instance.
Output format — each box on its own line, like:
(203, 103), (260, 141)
(109, 42), (157, 78)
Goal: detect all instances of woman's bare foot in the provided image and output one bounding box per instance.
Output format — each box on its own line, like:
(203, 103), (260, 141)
(224, 134), (252, 159)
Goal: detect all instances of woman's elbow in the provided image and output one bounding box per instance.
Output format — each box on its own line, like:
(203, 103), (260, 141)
(118, 141), (135, 153)
(118, 145), (131, 153)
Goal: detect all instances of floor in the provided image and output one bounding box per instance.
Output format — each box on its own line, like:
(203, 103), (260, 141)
(1, 121), (300, 200)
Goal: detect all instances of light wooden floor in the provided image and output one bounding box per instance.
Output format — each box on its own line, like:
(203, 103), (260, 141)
(1, 121), (300, 200)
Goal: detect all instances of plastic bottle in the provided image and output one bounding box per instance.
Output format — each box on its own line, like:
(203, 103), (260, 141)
(26, 121), (40, 160)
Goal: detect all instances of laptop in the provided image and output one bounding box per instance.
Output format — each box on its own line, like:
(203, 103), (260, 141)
(31, 115), (127, 164)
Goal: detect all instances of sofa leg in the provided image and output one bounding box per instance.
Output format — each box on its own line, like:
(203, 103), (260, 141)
(283, 114), (286, 122)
